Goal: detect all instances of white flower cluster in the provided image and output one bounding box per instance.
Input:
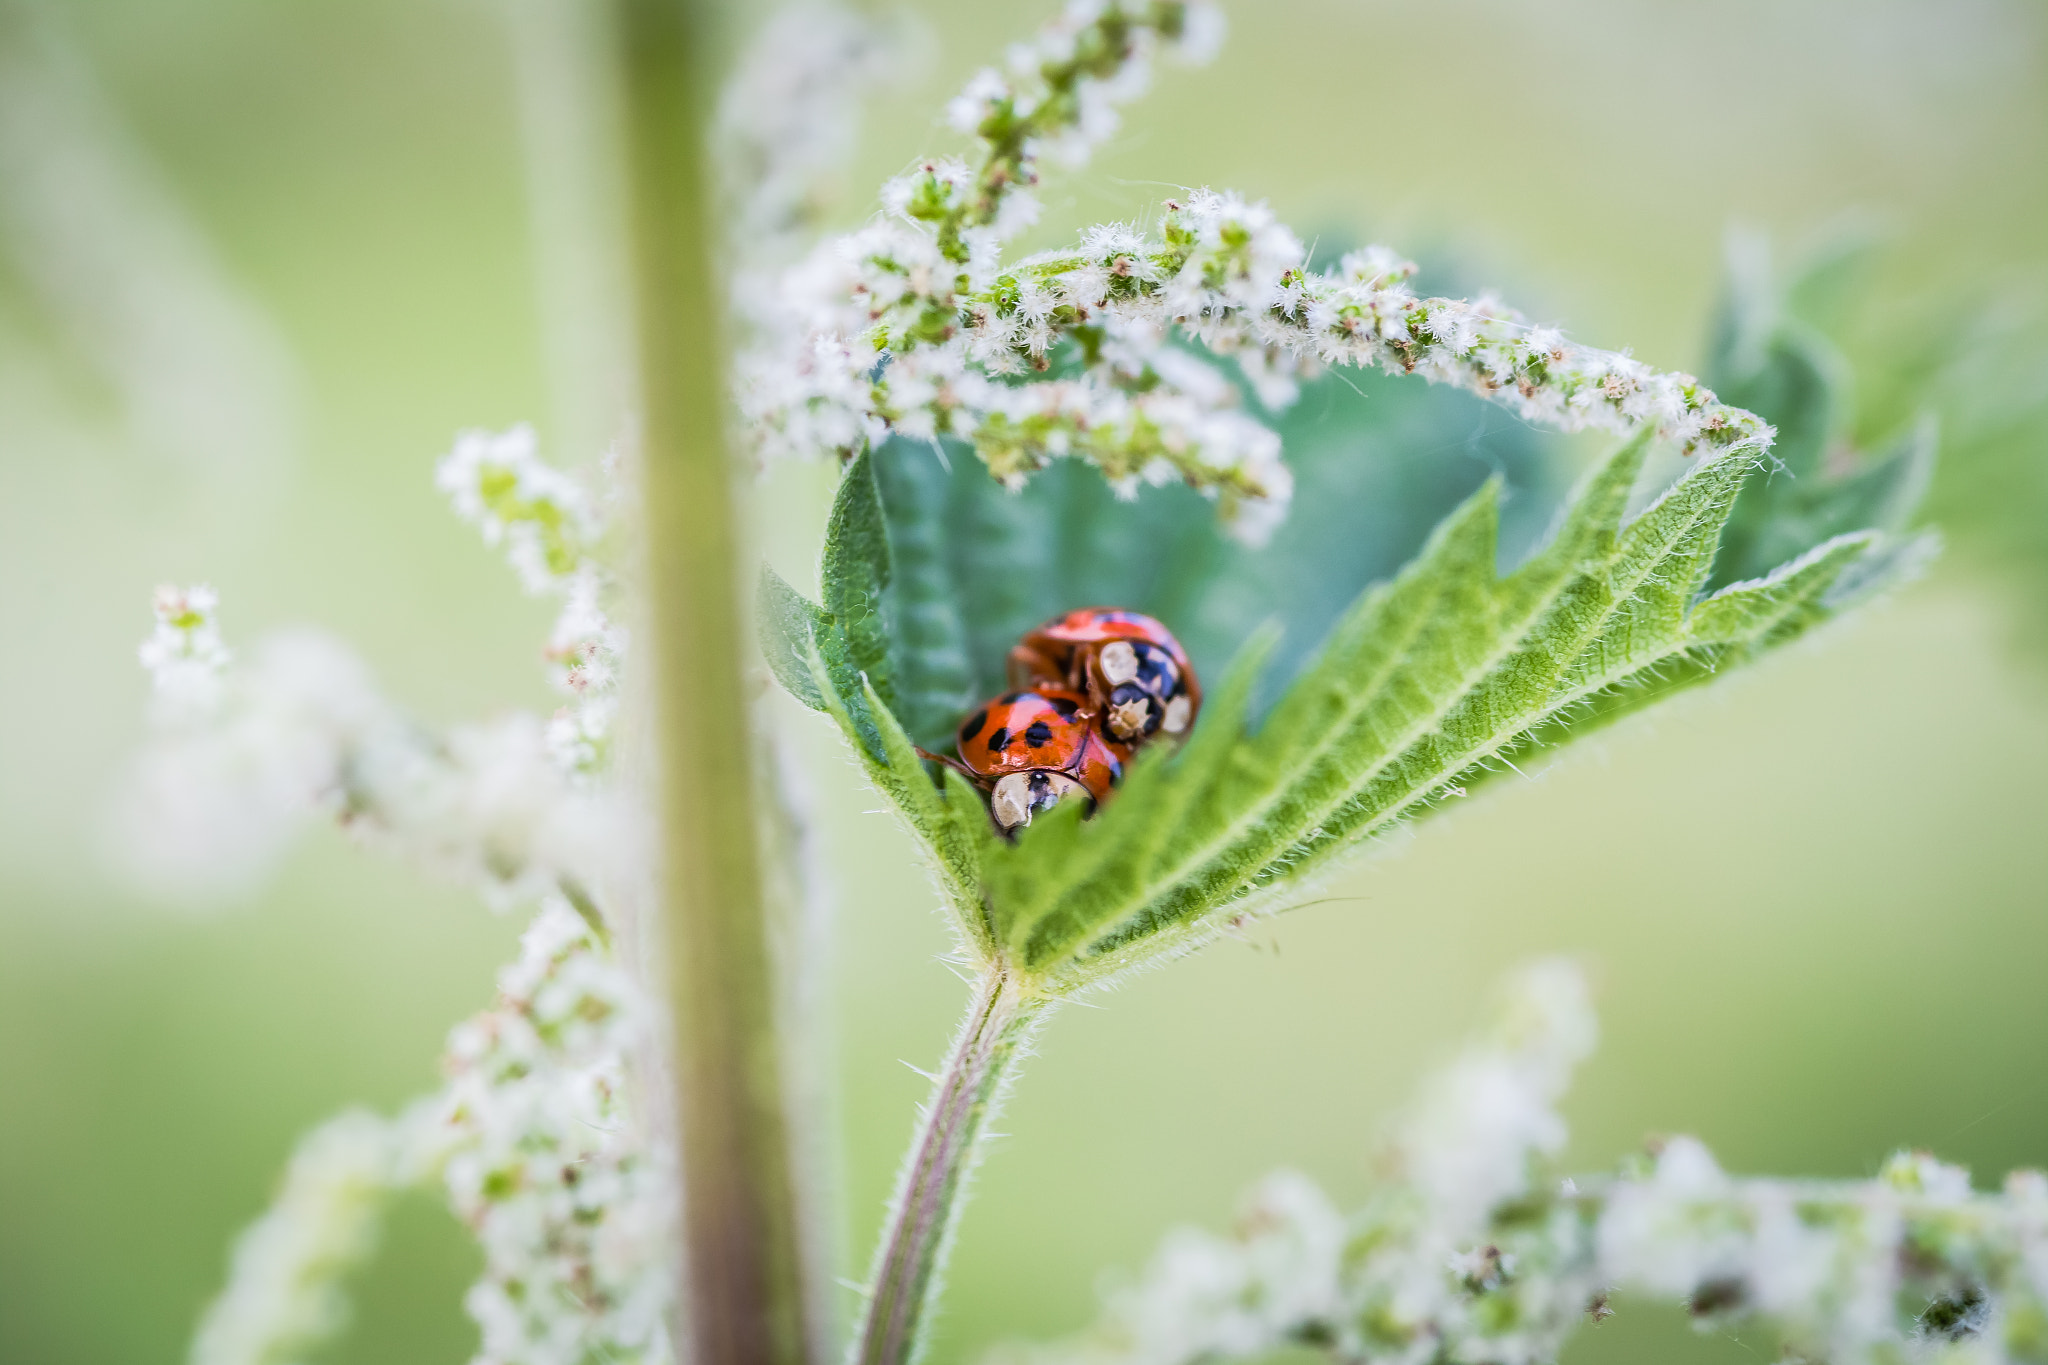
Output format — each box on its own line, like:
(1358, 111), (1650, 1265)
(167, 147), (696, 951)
(1594, 1141), (2048, 1365)
(190, 1105), (436, 1365)
(737, 2), (1305, 540)
(190, 899), (671, 1365)
(137, 582), (230, 713)
(436, 425), (626, 778)
(439, 896), (673, 1365)
(118, 598), (609, 906)
(740, 1), (1769, 547)
(437, 424), (599, 593)
(942, 0), (1223, 198)
(1019, 963), (2048, 1365)
(172, 435), (663, 1361)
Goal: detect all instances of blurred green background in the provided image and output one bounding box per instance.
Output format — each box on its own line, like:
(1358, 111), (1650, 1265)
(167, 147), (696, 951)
(1, 1), (2044, 1363)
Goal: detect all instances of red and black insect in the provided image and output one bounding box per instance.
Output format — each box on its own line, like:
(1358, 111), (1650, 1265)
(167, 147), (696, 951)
(1009, 607), (1202, 747)
(948, 687), (1124, 831)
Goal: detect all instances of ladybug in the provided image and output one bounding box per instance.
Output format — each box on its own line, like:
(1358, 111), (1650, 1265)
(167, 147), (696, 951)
(1008, 608), (1201, 747)
(952, 688), (1124, 831)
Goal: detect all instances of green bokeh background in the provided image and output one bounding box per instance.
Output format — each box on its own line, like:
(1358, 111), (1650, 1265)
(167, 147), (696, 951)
(1, 2), (2044, 1363)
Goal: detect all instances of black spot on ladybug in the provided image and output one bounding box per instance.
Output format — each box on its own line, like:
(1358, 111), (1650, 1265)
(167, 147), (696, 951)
(1024, 720), (1053, 748)
(1132, 644), (1176, 692)
(960, 708), (988, 742)
(986, 726), (1010, 752)
(1047, 695), (1080, 718)
(998, 692), (1020, 706)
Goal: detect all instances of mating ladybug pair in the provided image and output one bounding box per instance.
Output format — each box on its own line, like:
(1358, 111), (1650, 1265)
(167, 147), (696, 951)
(943, 609), (1201, 833)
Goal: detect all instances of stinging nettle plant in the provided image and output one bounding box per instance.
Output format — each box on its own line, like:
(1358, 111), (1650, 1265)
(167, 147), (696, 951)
(113, 5), (2043, 1365)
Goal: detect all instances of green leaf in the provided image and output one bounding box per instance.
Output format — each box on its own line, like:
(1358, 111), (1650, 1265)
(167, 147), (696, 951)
(821, 446), (896, 713)
(765, 304), (1926, 992)
(866, 365), (1567, 748)
(788, 630), (995, 952)
(868, 440), (980, 747)
(974, 432), (1897, 991)
(1705, 235), (1935, 589)
(757, 565), (828, 711)
(758, 449), (907, 762)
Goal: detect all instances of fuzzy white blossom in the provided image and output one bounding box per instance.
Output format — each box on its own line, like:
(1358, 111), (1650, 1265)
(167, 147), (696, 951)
(438, 424), (597, 594)
(172, 429), (662, 1362)
(117, 626), (391, 899)
(191, 898), (670, 1365)
(1398, 958), (1595, 1233)
(136, 406), (649, 1363)
(436, 424), (627, 781)
(116, 605), (614, 906)
(1017, 963), (2048, 1365)
(190, 1105), (438, 1365)
(739, 0), (1765, 549)
(137, 581), (230, 712)
(439, 896), (672, 1365)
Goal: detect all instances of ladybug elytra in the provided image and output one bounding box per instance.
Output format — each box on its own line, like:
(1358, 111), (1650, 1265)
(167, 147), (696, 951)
(953, 688), (1124, 831)
(1009, 608), (1201, 746)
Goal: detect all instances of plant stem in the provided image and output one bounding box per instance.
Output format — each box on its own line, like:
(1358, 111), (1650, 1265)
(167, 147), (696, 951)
(613, 3), (811, 1363)
(856, 968), (1046, 1365)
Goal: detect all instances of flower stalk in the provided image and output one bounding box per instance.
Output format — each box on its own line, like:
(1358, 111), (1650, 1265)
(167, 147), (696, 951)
(614, 1), (810, 1363)
(855, 968), (1047, 1365)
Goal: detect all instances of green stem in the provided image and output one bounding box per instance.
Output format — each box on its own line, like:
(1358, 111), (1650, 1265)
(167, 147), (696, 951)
(855, 968), (1046, 1365)
(613, 3), (811, 1363)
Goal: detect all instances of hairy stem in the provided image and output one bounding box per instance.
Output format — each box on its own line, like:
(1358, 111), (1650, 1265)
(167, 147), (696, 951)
(856, 968), (1046, 1365)
(614, 3), (811, 1363)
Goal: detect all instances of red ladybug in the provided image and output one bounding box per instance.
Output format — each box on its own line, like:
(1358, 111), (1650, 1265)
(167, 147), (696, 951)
(952, 688), (1124, 831)
(1009, 608), (1201, 747)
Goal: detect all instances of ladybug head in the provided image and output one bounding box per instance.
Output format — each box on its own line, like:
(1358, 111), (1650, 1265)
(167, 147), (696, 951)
(989, 770), (1087, 830)
(1101, 686), (1155, 742)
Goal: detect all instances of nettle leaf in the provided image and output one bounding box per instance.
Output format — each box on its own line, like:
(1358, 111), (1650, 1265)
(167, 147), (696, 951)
(972, 431), (1899, 991)
(821, 444), (895, 708)
(760, 458), (999, 948)
(775, 626), (998, 952)
(1706, 236), (1936, 590)
(758, 448), (900, 762)
(757, 565), (830, 712)
(762, 354), (1920, 993)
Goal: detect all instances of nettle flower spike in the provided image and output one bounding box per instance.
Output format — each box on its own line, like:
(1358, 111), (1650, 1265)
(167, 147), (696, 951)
(436, 423), (600, 594)
(439, 425), (627, 780)
(121, 427), (629, 906)
(1022, 964), (2048, 1365)
(138, 582), (230, 712)
(164, 428), (648, 1365)
(744, 0), (1770, 548)
(189, 897), (669, 1365)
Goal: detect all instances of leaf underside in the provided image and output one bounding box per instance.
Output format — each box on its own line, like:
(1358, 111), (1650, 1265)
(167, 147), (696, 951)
(761, 340), (1917, 994)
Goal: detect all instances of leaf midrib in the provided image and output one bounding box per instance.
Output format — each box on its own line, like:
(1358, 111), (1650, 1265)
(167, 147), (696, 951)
(1051, 490), (1851, 988)
(1048, 461), (1736, 974)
